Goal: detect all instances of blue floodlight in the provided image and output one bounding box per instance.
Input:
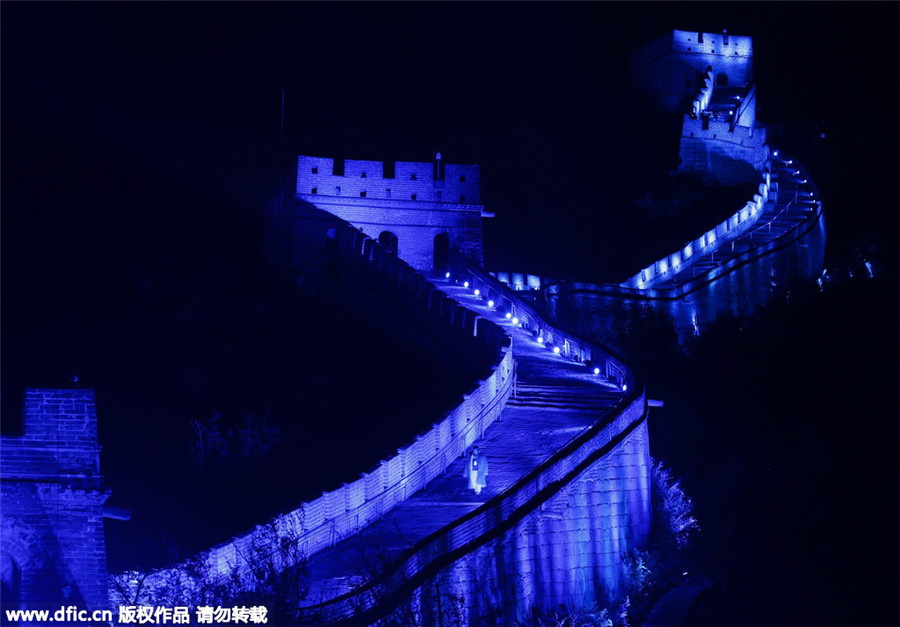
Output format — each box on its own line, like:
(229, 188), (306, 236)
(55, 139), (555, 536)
(553, 346), (560, 354)
(537, 336), (544, 344)
(488, 300), (495, 308)
(593, 367), (600, 375)
(474, 289), (480, 296)
(463, 281), (469, 288)
(505, 312), (512, 319)
(512, 317), (519, 325)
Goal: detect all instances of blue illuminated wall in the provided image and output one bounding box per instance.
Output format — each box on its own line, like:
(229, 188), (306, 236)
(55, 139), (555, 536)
(294, 156), (491, 272)
(629, 29), (768, 184)
(0, 389), (110, 614)
(628, 29), (754, 114)
(405, 418), (651, 624)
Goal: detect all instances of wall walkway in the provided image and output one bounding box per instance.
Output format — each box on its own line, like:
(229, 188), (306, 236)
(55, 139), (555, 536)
(548, 150), (823, 302)
(295, 266), (648, 624)
(111, 211), (648, 625)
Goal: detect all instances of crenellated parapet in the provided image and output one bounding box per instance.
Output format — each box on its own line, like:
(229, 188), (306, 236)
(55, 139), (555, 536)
(294, 156), (492, 272)
(629, 29), (753, 114)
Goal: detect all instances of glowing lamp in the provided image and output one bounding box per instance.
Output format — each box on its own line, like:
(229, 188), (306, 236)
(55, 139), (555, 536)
(537, 337), (544, 344)
(773, 150), (779, 157)
(553, 346), (560, 354)
(512, 317), (519, 325)
(445, 272), (450, 278)
(463, 281), (469, 288)
(622, 384), (628, 392)
(593, 367), (600, 375)
(505, 312), (512, 319)
(488, 300), (495, 308)
(474, 289), (480, 296)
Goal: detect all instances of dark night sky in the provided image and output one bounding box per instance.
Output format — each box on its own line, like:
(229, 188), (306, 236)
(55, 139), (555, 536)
(2, 2), (898, 618)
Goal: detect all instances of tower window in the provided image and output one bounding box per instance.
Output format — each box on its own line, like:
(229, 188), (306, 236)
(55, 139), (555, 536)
(335, 186), (341, 195)
(411, 174), (417, 181)
(361, 171), (367, 178)
(311, 187), (317, 194)
(312, 167), (318, 174)
(460, 174), (466, 182)
(386, 189), (391, 198)
(411, 193), (417, 200)
(460, 194), (466, 203)
(360, 191), (367, 197)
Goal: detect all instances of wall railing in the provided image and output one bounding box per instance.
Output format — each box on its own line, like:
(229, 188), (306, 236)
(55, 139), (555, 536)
(297, 378), (646, 625)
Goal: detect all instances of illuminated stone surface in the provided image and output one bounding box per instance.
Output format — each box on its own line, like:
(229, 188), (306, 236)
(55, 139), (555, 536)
(0, 389), (110, 615)
(298, 280), (650, 622)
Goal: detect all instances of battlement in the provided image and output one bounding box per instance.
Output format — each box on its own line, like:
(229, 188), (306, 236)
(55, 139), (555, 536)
(292, 155), (490, 272)
(629, 29), (754, 114)
(297, 156), (482, 205)
(671, 29), (753, 60)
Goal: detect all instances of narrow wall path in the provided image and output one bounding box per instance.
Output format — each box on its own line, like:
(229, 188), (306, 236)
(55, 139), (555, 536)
(301, 279), (624, 606)
(652, 154), (821, 291)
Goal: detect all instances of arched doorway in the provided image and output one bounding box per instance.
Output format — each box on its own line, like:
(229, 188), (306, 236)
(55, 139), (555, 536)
(433, 232), (450, 274)
(378, 231), (398, 254)
(716, 72), (728, 87)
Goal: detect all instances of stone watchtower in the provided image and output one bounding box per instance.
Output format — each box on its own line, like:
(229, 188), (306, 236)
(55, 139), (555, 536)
(629, 29), (768, 184)
(294, 155), (493, 273)
(1, 389), (110, 615)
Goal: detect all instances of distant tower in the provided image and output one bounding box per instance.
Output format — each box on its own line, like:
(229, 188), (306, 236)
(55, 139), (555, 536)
(293, 156), (493, 273)
(629, 29), (767, 184)
(1, 389), (110, 615)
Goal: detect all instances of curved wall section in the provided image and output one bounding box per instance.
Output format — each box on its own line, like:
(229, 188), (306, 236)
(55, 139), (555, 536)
(298, 392), (648, 625)
(110, 221), (513, 608)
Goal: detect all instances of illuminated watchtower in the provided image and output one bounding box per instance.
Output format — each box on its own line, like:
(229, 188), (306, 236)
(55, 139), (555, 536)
(629, 29), (768, 184)
(295, 155), (493, 273)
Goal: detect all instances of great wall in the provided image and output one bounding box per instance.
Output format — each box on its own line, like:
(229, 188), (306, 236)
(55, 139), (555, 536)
(1, 29), (826, 624)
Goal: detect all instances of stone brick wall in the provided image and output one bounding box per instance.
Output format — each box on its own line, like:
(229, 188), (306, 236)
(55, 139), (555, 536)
(678, 117), (769, 183)
(1, 389), (110, 614)
(297, 389), (649, 624)
(629, 29), (754, 114)
(418, 418), (651, 624)
(295, 156), (486, 271)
